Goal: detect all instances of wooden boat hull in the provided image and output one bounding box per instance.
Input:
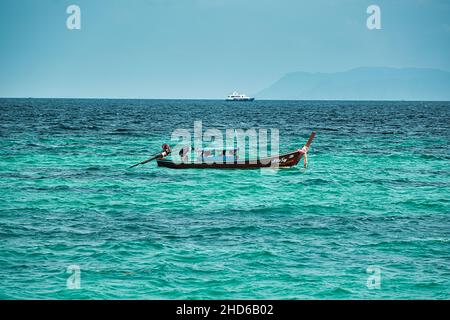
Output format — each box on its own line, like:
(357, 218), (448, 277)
(156, 150), (303, 169)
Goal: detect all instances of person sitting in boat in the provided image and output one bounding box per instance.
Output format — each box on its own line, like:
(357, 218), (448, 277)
(179, 146), (190, 162)
(232, 149), (239, 160)
(199, 150), (212, 161)
(196, 148), (232, 163)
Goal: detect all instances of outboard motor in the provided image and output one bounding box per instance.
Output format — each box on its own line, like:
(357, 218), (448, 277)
(161, 144), (171, 158)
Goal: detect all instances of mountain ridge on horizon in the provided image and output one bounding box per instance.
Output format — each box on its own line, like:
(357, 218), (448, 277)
(256, 67), (450, 101)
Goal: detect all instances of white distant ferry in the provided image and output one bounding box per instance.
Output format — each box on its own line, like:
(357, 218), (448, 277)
(225, 91), (255, 101)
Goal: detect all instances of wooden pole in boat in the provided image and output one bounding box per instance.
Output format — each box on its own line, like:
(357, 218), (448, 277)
(305, 131), (316, 149)
(129, 144), (172, 169)
(129, 153), (161, 169)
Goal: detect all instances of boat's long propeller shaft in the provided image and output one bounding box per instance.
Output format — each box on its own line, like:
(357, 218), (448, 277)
(129, 153), (162, 169)
(129, 144), (172, 169)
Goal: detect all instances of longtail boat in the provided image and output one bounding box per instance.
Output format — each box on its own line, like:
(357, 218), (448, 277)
(129, 132), (315, 170)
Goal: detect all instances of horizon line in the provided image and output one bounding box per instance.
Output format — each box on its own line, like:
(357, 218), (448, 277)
(1, 97), (450, 103)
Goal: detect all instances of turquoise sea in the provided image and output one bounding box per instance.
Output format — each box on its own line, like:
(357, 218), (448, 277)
(0, 98), (449, 299)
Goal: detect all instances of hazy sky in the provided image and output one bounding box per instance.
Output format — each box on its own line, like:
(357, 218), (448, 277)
(1, 0), (449, 98)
